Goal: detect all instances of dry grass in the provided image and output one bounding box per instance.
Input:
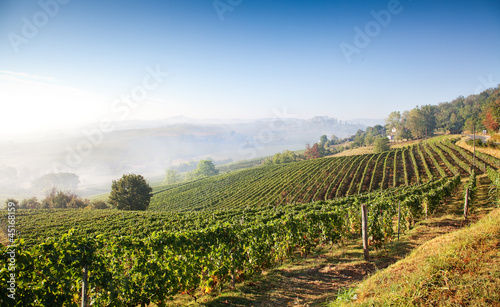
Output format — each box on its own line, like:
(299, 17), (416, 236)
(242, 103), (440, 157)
(332, 146), (374, 157)
(457, 138), (500, 160)
(490, 133), (500, 142)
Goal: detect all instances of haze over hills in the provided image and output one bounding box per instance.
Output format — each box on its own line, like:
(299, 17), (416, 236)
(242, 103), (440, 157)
(0, 116), (367, 198)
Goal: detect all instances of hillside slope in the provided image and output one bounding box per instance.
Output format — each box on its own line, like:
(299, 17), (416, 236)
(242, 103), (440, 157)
(150, 137), (490, 211)
(341, 208), (500, 306)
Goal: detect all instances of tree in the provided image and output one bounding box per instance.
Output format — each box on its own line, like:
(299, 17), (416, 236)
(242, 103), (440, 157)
(163, 170), (181, 185)
(406, 107), (426, 139)
(400, 128), (412, 140)
(20, 197), (40, 209)
(4, 198), (18, 209)
(304, 143), (321, 159)
(484, 110), (499, 132)
(41, 188), (89, 209)
(109, 174), (152, 211)
(266, 150), (301, 164)
(319, 135), (328, 146)
(330, 134), (340, 145)
(385, 111), (402, 130)
(373, 137), (390, 153)
(195, 160), (219, 177)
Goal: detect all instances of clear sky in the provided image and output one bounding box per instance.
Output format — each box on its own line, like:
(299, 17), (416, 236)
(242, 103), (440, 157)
(1, 0), (499, 136)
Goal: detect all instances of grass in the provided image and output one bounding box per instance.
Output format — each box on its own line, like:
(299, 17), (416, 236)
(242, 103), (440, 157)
(457, 137), (500, 160)
(338, 208), (500, 307)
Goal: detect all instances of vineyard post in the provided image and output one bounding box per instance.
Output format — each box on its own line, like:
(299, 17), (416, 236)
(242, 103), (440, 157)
(361, 204), (369, 261)
(473, 124), (476, 171)
(81, 265), (89, 307)
(397, 201), (401, 241)
(230, 254), (236, 289)
(425, 199), (428, 220)
(464, 187), (469, 220)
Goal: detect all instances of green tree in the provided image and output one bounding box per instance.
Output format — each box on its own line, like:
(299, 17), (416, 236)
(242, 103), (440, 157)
(195, 160), (219, 177)
(406, 107), (426, 139)
(4, 198), (18, 209)
(385, 111), (402, 130)
(400, 128), (412, 140)
(109, 174), (152, 211)
(267, 150), (300, 164)
(20, 197), (40, 209)
(330, 134), (340, 145)
(373, 137), (390, 153)
(163, 169), (181, 185)
(319, 135), (328, 146)
(40, 188), (88, 209)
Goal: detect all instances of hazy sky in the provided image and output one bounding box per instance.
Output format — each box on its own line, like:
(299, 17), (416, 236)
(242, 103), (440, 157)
(1, 0), (499, 136)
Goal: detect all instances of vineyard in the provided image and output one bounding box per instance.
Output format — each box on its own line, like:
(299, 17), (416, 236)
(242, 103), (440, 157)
(150, 137), (490, 211)
(0, 137), (498, 306)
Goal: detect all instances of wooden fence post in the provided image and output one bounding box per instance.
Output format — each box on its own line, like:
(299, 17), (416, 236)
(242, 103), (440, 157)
(361, 204), (369, 261)
(81, 265), (88, 307)
(397, 201), (401, 241)
(231, 254), (236, 289)
(464, 187), (469, 220)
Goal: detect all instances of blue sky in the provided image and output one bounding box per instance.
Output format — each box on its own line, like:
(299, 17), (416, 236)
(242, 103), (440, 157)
(1, 0), (499, 135)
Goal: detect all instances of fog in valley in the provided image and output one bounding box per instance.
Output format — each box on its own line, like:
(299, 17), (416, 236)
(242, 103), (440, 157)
(0, 116), (374, 201)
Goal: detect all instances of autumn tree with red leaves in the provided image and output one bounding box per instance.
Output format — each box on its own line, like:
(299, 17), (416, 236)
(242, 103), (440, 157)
(304, 143), (321, 160)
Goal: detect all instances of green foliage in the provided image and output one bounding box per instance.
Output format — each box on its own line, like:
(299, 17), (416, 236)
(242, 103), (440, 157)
(190, 160), (219, 179)
(351, 126), (387, 148)
(265, 150), (301, 165)
(406, 106), (436, 139)
(162, 169), (181, 185)
(373, 137), (390, 153)
(19, 197), (40, 209)
(4, 198), (18, 209)
(464, 171), (477, 209)
(399, 128), (412, 140)
(487, 167), (500, 206)
(109, 174), (152, 211)
(41, 188), (89, 209)
(91, 200), (109, 209)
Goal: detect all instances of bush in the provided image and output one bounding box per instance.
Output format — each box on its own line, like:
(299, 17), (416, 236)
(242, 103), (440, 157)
(486, 140), (497, 148)
(466, 139), (484, 147)
(91, 200), (109, 209)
